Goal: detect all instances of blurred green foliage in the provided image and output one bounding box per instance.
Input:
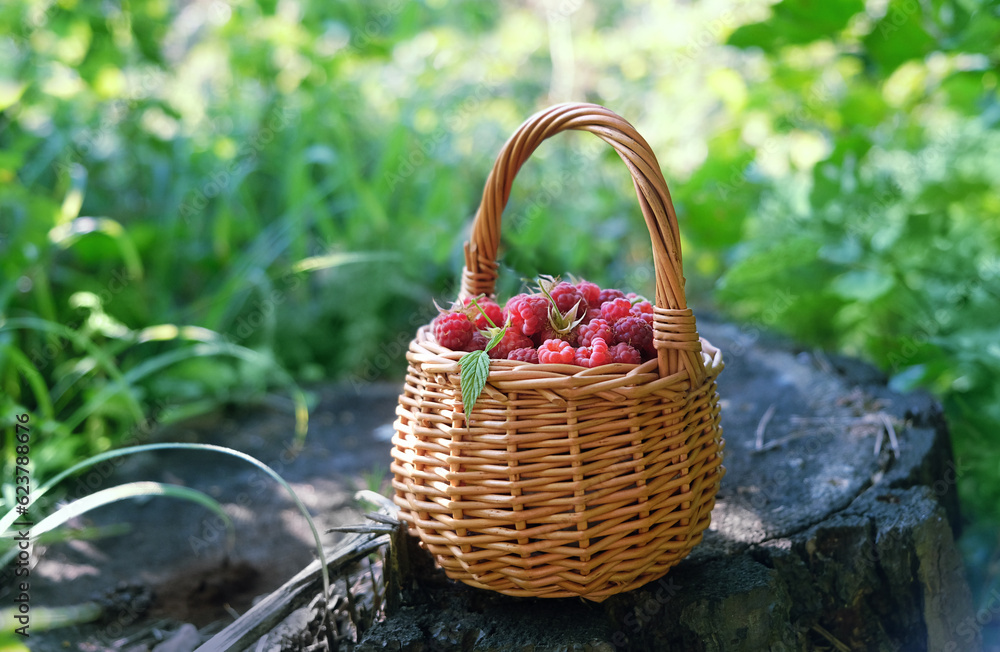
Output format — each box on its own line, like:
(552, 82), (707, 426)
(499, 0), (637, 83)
(1, 0), (998, 603)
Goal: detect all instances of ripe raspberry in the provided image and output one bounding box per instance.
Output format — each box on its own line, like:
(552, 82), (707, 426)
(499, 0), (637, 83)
(576, 280), (601, 307)
(488, 330), (533, 359)
(575, 336), (612, 368)
(600, 298), (633, 323)
(631, 302), (654, 326)
(507, 347), (539, 363)
(597, 288), (626, 305)
(631, 299), (653, 315)
(464, 331), (488, 352)
(537, 339), (575, 364)
(432, 312), (475, 350)
(582, 307), (601, 324)
(608, 342), (642, 364)
(590, 336), (611, 366)
(505, 294), (550, 336)
(464, 297), (503, 329)
(614, 316), (654, 356)
(579, 318), (613, 347)
(533, 325), (578, 348)
(550, 282), (585, 314)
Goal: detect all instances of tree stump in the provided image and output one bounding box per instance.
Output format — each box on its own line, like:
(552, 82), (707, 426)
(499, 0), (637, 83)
(359, 320), (979, 652)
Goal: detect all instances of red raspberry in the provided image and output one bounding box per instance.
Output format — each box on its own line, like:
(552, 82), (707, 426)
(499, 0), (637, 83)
(608, 342), (642, 364)
(537, 339), (575, 364)
(614, 316), (654, 356)
(505, 294), (549, 336)
(550, 282), (585, 314)
(464, 331), (488, 352)
(533, 325), (578, 348)
(507, 347), (539, 363)
(590, 336), (611, 366)
(597, 288), (626, 305)
(582, 307), (601, 324)
(576, 280), (601, 307)
(488, 330), (533, 359)
(432, 312), (475, 350)
(631, 299), (653, 315)
(575, 336), (612, 368)
(579, 318), (613, 347)
(600, 298), (633, 323)
(464, 297), (503, 329)
(631, 303), (654, 326)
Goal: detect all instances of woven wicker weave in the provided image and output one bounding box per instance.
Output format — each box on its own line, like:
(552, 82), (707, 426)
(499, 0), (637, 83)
(391, 102), (724, 601)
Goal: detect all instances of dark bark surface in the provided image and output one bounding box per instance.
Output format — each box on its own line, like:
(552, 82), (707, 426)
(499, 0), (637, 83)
(358, 321), (979, 652)
(12, 320), (979, 651)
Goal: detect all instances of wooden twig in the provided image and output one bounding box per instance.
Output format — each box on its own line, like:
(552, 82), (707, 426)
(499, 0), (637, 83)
(327, 524), (396, 534)
(811, 623), (852, 652)
(194, 530), (389, 652)
(755, 404), (776, 451)
(878, 413), (901, 459)
(342, 571), (362, 639)
(363, 511), (399, 526)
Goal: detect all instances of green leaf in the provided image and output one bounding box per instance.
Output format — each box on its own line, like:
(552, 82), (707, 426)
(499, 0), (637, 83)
(727, 0), (864, 51)
(484, 327), (507, 352)
(831, 269), (895, 301)
(862, 0), (937, 73)
(458, 350), (490, 415)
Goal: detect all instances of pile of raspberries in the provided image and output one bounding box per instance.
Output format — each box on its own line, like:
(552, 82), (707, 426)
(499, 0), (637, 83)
(430, 277), (656, 367)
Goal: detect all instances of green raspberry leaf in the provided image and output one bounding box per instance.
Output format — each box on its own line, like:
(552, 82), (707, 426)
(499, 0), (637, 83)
(458, 349), (490, 415)
(483, 321), (509, 352)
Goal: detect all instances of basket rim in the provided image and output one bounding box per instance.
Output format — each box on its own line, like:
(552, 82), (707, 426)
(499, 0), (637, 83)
(408, 325), (724, 381)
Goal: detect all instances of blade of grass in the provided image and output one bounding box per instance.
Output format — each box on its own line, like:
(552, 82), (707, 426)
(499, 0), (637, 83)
(0, 443), (332, 622)
(0, 318), (144, 423)
(136, 326), (310, 443)
(290, 251), (400, 274)
(0, 344), (55, 421)
(0, 602), (102, 637)
(0, 481), (234, 566)
(48, 216), (145, 281)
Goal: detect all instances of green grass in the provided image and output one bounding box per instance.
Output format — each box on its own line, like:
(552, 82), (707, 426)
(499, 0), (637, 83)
(1, 0), (998, 613)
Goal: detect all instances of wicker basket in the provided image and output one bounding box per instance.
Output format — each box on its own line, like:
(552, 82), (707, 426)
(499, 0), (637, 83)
(390, 102), (724, 601)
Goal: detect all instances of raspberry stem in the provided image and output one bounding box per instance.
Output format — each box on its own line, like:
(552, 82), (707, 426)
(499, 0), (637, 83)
(467, 295), (500, 329)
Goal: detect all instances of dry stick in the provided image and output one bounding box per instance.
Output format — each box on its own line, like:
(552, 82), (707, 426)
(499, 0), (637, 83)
(872, 413), (901, 459)
(368, 556), (382, 618)
(754, 413), (902, 458)
(811, 624), (852, 652)
(194, 531), (389, 652)
(342, 571), (362, 641)
(755, 403), (776, 451)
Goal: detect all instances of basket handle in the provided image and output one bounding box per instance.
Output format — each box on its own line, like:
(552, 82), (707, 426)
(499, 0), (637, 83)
(459, 102), (705, 382)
